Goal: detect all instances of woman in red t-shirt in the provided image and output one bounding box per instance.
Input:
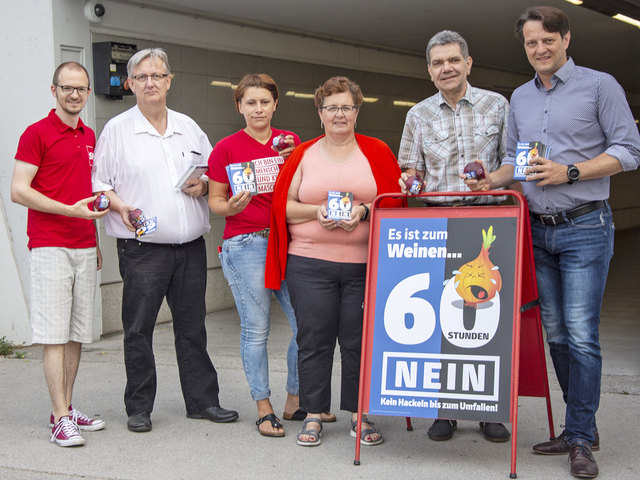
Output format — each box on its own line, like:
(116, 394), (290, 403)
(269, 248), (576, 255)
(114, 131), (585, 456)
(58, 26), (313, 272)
(207, 74), (335, 437)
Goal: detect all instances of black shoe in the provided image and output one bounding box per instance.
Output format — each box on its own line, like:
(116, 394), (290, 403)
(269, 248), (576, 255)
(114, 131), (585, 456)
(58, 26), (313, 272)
(127, 412), (152, 433)
(570, 442), (599, 478)
(533, 430), (600, 455)
(427, 419), (457, 441)
(187, 405), (239, 423)
(479, 422), (510, 442)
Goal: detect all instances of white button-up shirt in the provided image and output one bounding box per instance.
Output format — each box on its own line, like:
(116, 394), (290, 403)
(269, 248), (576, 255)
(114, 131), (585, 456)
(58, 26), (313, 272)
(92, 105), (212, 244)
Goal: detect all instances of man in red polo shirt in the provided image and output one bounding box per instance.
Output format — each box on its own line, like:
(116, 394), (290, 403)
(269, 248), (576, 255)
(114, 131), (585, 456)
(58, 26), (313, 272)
(11, 62), (108, 447)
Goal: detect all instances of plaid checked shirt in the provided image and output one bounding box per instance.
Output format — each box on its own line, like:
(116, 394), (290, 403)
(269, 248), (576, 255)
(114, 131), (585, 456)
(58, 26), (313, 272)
(398, 83), (508, 205)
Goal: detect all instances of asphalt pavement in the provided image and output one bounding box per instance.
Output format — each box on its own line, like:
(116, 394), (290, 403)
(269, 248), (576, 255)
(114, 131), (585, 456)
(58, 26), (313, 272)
(1, 228), (638, 480)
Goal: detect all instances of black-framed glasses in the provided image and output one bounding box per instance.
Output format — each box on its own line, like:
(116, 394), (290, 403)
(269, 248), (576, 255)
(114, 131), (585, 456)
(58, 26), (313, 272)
(319, 105), (359, 114)
(55, 85), (89, 95)
(131, 73), (170, 83)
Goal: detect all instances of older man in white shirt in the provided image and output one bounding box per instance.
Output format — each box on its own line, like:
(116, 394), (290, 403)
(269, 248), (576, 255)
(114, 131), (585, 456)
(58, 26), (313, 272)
(92, 48), (238, 432)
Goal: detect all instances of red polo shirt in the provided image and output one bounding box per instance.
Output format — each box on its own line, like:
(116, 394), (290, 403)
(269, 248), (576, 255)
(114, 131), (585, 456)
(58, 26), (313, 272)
(15, 109), (97, 249)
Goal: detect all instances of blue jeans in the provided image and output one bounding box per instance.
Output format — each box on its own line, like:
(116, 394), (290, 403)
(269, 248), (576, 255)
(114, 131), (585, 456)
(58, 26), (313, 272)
(220, 233), (298, 401)
(530, 204), (614, 446)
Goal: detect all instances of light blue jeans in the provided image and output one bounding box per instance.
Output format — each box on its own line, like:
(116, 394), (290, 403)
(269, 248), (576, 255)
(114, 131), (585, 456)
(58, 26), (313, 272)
(220, 233), (298, 401)
(530, 204), (614, 446)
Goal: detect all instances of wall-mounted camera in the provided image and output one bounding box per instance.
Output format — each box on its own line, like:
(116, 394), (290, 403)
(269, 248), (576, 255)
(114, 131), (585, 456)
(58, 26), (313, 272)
(84, 1), (106, 24)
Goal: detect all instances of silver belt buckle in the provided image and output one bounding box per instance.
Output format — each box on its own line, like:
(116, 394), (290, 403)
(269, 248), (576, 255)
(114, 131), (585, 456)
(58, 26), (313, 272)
(540, 214), (556, 225)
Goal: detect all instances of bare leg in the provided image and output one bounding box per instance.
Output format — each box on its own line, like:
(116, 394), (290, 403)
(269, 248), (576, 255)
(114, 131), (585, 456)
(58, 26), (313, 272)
(44, 341), (82, 423)
(283, 393), (299, 415)
(44, 344), (68, 423)
(63, 341), (82, 407)
(284, 394), (337, 422)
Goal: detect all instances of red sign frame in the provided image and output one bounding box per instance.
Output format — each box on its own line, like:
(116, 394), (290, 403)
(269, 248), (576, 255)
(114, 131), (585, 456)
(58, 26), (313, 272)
(353, 190), (553, 479)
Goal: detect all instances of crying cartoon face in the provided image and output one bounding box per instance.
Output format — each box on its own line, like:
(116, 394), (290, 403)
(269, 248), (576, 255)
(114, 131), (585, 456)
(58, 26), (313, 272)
(454, 259), (501, 306)
(242, 165), (254, 183)
(452, 226), (502, 307)
(340, 195), (352, 211)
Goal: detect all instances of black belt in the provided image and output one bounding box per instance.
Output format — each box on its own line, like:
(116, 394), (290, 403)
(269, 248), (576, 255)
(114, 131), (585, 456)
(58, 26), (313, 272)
(533, 200), (607, 226)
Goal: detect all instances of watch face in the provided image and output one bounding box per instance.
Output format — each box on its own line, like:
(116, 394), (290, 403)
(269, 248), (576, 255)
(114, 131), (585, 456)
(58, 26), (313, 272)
(568, 165), (580, 181)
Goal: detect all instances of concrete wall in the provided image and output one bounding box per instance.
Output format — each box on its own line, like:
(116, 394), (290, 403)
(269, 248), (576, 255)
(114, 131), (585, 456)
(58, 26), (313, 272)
(0, 0), (57, 344)
(0, 0), (638, 343)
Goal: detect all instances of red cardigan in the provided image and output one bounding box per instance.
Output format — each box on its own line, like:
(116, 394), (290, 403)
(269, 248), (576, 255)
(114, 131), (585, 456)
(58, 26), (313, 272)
(265, 133), (404, 289)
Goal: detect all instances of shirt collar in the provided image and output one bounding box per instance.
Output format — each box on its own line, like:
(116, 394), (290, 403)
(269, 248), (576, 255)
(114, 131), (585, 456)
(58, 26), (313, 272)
(437, 82), (473, 109)
(47, 109), (86, 134)
(132, 105), (181, 137)
(534, 57), (575, 90)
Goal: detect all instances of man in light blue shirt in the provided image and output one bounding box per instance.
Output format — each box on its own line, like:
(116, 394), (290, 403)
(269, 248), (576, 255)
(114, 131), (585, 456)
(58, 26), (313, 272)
(466, 6), (640, 478)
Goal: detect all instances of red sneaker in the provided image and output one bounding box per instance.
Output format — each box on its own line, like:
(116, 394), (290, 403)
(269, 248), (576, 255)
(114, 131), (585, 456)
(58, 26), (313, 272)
(49, 405), (106, 432)
(50, 416), (85, 447)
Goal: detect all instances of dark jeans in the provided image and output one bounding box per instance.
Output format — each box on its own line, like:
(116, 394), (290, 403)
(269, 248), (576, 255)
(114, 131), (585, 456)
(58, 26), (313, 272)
(286, 254), (366, 413)
(117, 236), (220, 416)
(530, 204), (614, 446)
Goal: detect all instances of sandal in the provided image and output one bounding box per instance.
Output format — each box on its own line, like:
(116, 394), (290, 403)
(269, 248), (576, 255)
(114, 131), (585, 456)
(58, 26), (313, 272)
(350, 418), (384, 446)
(296, 417), (322, 446)
(256, 413), (285, 438)
(283, 409), (337, 423)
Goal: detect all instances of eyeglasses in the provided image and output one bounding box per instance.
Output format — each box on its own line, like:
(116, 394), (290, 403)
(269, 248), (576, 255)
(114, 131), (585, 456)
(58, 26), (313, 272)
(319, 105), (359, 114)
(55, 85), (89, 95)
(131, 73), (170, 83)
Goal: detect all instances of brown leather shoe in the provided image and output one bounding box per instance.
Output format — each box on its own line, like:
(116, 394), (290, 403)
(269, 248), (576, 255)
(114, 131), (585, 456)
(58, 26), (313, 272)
(569, 442), (598, 478)
(533, 430), (600, 455)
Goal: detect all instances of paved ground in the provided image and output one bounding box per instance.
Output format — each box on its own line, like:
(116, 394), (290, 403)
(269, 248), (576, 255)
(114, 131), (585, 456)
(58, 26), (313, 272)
(1, 228), (638, 480)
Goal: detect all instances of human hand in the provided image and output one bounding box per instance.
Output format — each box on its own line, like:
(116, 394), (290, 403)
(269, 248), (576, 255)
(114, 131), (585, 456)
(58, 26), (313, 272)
(182, 178), (208, 197)
(228, 190), (251, 215)
(338, 205), (365, 232)
(70, 196), (109, 219)
(316, 205), (338, 230)
(272, 134), (296, 159)
(524, 156), (569, 186)
(119, 205), (139, 232)
(399, 170), (426, 195)
(460, 160), (491, 191)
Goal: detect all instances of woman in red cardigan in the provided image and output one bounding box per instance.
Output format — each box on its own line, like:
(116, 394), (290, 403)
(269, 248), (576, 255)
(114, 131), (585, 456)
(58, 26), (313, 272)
(265, 76), (403, 447)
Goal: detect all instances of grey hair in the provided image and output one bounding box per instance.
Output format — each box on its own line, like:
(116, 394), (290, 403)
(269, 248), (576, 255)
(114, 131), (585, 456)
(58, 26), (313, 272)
(426, 30), (470, 64)
(127, 48), (171, 78)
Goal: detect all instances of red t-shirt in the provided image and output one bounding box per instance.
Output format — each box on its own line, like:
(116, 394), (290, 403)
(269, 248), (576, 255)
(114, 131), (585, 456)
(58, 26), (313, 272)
(15, 110), (97, 249)
(208, 128), (301, 239)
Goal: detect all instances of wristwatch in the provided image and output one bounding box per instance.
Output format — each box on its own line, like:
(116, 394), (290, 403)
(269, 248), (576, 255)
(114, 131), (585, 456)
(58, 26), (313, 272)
(566, 164), (580, 184)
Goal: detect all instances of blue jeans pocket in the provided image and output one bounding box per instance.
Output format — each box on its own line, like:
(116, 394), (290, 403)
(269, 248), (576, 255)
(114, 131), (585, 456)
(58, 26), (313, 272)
(569, 210), (608, 229)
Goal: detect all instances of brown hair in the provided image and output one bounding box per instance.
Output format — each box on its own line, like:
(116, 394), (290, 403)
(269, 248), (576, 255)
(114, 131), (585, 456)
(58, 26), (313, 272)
(516, 6), (570, 42)
(52, 62), (91, 87)
(314, 76), (363, 108)
(233, 74), (279, 112)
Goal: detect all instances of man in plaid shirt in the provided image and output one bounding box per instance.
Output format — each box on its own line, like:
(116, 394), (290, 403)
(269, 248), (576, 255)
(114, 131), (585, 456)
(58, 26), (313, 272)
(397, 30), (510, 442)
(398, 30), (508, 207)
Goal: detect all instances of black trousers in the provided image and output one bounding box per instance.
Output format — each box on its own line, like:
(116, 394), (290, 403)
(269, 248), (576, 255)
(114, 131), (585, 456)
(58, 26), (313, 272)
(117, 236), (220, 416)
(286, 254), (366, 413)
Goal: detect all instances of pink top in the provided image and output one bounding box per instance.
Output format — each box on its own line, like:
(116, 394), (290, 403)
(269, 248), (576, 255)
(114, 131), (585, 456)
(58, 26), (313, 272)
(288, 142), (376, 263)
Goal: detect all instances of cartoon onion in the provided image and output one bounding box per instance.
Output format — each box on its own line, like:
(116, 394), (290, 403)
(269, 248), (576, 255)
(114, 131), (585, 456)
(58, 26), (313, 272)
(452, 226), (502, 330)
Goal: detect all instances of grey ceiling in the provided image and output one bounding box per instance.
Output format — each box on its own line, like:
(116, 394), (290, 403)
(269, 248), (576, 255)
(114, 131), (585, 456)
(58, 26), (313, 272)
(122, 0), (639, 93)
